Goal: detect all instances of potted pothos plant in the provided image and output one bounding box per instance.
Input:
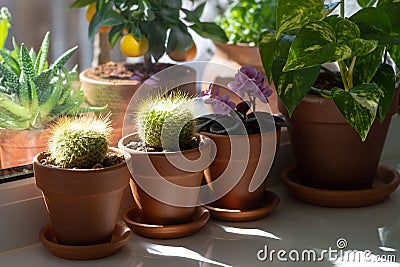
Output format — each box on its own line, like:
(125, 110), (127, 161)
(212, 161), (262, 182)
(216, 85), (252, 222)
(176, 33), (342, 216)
(215, 0), (277, 69)
(119, 92), (212, 238)
(33, 114), (131, 258)
(259, 0), (400, 190)
(0, 31), (104, 168)
(196, 66), (284, 218)
(70, 0), (228, 146)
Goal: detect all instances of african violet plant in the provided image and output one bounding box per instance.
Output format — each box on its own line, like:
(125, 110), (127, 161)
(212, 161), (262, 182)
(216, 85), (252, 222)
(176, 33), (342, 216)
(0, 32), (104, 130)
(197, 66), (285, 135)
(260, 0), (400, 141)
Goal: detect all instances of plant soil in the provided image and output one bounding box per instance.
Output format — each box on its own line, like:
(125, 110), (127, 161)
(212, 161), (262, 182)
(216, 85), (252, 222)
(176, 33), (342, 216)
(125, 136), (200, 152)
(83, 61), (172, 81)
(39, 152), (125, 169)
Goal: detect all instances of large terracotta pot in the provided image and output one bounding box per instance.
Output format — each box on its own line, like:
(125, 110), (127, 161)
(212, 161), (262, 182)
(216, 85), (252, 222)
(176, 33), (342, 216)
(280, 90), (399, 190)
(203, 128), (280, 210)
(33, 147), (131, 246)
(80, 64), (197, 147)
(0, 129), (49, 168)
(119, 133), (212, 225)
(214, 43), (263, 70)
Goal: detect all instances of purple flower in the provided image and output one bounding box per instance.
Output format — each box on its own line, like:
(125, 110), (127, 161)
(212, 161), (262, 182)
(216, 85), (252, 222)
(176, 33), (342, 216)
(227, 66), (271, 103)
(199, 83), (212, 99)
(204, 88), (236, 115)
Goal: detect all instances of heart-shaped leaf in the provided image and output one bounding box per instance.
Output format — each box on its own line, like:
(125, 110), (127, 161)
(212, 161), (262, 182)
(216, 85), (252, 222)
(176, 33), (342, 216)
(350, 45), (384, 84)
(388, 41), (400, 68)
(276, 0), (325, 37)
(332, 84), (382, 141)
(372, 63), (395, 122)
(273, 58), (321, 116)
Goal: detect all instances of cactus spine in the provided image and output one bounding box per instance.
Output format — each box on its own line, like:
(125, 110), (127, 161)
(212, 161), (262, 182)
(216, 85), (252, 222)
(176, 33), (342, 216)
(136, 93), (195, 151)
(48, 114), (112, 169)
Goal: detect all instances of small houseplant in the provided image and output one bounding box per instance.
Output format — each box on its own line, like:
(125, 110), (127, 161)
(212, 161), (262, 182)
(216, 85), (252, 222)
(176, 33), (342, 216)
(215, 0), (277, 69)
(119, 92), (212, 236)
(259, 0), (400, 190)
(33, 114), (131, 251)
(0, 31), (103, 168)
(196, 66), (283, 214)
(70, 0), (228, 145)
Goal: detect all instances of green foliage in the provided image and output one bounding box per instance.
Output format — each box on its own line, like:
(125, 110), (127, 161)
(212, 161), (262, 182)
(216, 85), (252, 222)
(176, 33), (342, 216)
(0, 7), (10, 49)
(260, 0), (400, 141)
(0, 32), (105, 130)
(136, 93), (195, 151)
(215, 0), (277, 45)
(48, 114), (112, 169)
(70, 0), (228, 64)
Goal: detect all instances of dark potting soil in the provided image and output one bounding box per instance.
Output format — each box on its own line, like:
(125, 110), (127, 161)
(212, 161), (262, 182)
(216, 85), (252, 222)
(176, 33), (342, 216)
(312, 72), (344, 91)
(39, 152), (125, 169)
(125, 136), (200, 152)
(84, 61), (171, 81)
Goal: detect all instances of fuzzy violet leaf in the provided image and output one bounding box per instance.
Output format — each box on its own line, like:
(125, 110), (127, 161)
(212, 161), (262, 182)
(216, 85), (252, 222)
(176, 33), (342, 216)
(332, 84), (383, 141)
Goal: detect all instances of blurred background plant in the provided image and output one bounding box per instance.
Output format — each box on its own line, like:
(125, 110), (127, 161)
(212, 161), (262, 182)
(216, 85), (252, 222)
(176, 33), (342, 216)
(215, 0), (277, 46)
(0, 7), (11, 50)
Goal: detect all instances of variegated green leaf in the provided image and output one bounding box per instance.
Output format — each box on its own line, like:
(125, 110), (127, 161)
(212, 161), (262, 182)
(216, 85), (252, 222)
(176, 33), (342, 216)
(34, 31), (50, 74)
(259, 30), (294, 80)
(350, 7), (400, 45)
(273, 57), (321, 115)
(332, 84), (382, 141)
(276, 0), (325, 38)
(283, 21), (352, 71)
(377, 1), (400, 35)
(357, 0), (378, 8)
(350, 45), (384, 84)
(388, 42), (400, 68)
(372, 63), (395, 122)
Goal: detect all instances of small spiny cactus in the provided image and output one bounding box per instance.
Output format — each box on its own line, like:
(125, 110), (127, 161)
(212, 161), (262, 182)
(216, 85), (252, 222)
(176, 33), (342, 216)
(136, 93), (195, 151)
(48, 114), (112, 168)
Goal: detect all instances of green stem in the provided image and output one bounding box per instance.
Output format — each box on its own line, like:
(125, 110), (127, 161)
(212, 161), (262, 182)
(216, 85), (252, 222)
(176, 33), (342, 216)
(338, 60), (350, 92)
(310, 87), (332, 98)
(347, 57), (356, 89)
(340, 0), (345, 18)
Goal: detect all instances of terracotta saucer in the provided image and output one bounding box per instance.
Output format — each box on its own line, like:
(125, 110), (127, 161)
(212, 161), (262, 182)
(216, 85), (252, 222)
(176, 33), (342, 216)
(122, 206), (210, 239)
(39, 221), (131, 260)
(281, 165), (400, 208)
(204, 191), (280, 222)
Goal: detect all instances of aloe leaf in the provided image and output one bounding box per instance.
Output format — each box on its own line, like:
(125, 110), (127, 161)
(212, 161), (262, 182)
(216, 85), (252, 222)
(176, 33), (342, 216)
(0, 49), (20, 77)
(34, 31), (50, 74)
(39, 76), (63, 117)
(0, 112), (30, 129)
(29, 78), (39, 114)
(0, 63), (19, 84)
(332, 84), (382, 141)
(0, 91), (30, 119)
(12, 37), (20, 59)
(49, 46), (78, 72)
(18, 72), (31, 108)
(20, 44), (36, 80)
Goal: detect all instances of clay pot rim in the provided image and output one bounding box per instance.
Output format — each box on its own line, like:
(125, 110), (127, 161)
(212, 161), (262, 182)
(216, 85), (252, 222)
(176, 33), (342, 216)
(119, 133), (210, 156)
(214, 42), (258, 49)
(79, 68), (142, 86)
(33, 147), (130, 172)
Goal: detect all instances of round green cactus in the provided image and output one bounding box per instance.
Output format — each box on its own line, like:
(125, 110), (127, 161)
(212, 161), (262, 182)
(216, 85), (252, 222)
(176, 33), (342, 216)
(136, 93), (195, 151)
(48, 114), (112, 168)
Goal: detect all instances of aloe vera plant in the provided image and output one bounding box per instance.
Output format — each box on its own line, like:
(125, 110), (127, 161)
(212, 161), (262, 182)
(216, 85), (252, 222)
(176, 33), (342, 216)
(0, 32), (104, 130)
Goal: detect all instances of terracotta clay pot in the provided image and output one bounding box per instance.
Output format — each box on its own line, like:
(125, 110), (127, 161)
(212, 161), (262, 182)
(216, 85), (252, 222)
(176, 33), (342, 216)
(280, 90), (399, 190)
(33, 147), (131, 246)
(119, 134), (212, 225)
(203, 128), (280, 210)
(80, 64), (197, 147)
(80, 69), (141, 147)
(0, 129), (49, 168)
(214, 43), (263, 70)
